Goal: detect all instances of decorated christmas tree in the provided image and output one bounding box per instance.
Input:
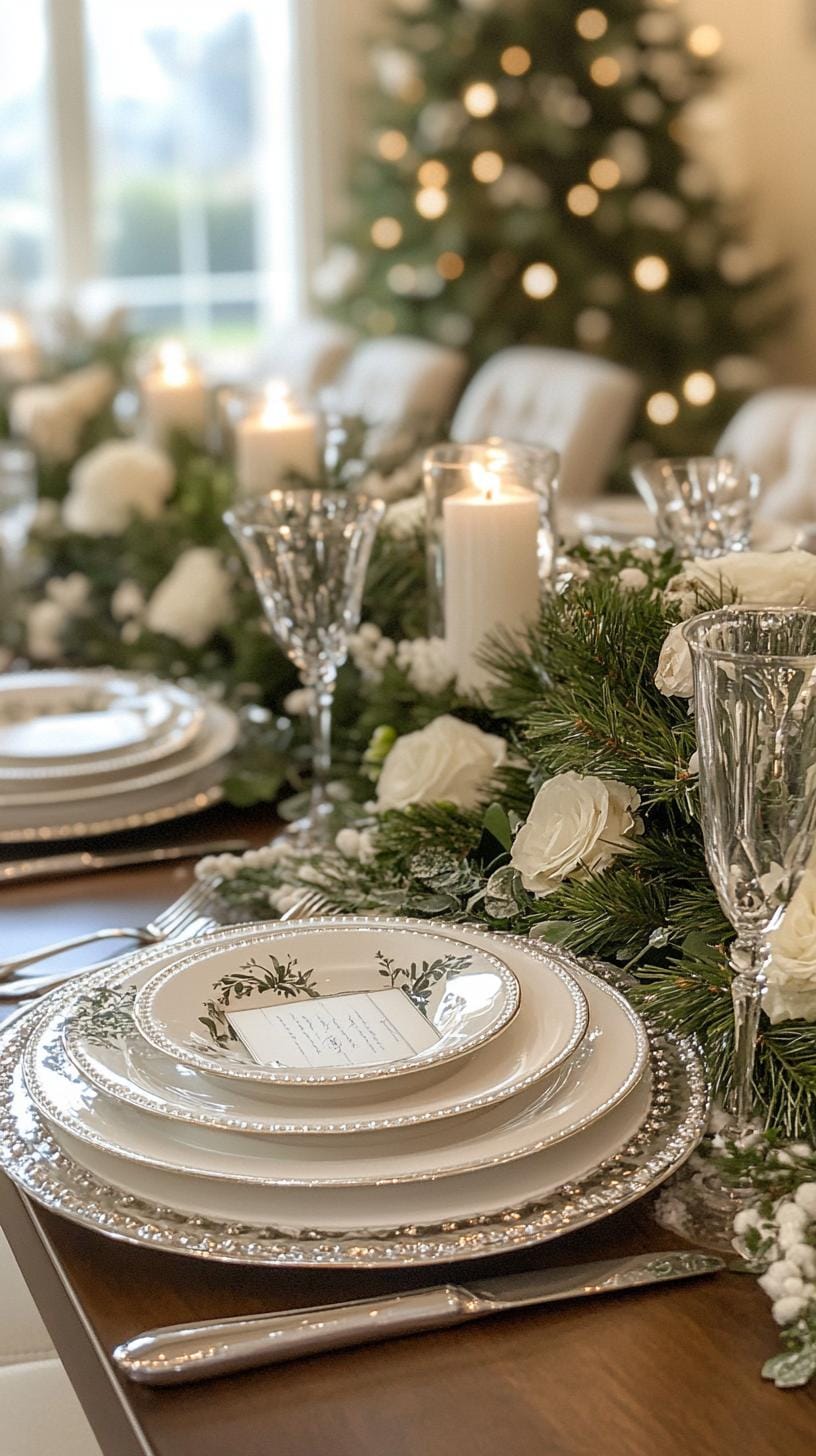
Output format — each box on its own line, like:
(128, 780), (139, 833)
(317, 0), (788, 461)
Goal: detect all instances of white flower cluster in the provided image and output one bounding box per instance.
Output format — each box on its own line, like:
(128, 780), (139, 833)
(510, 770), (642, 897)
(348, 623), (395, 683)
(145, 548), (233, 649)
(383, 494), (425, 539)
(63, 440), (174, 536)
(394, 637), (455, 696)
(26, 573), (91, 661)
(11, 364), (115, 462)
(335, 826), (377, 862)
(732, 1169), (816, 1328)
(764, 864), (816, 1023)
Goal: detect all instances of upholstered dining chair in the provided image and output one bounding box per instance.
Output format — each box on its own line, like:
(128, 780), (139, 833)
(328, 336), (468, 427)
(450, 346), (641, 502)
(0, 1231), (101, 1455)
(263, 318), (356, 399)
(717, 387), (816, 523)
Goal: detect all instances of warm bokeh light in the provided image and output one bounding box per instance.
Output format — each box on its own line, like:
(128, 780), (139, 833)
(522, 262), (558, 299)
(416, 186), (449, 219)
(417, 159), (449, 187)
(576, 8), (608, 41)
(377, 130), (408, 162)
(472, 149), (504, 183)
(501, 45), (532, 76)
(687, 24), (722, 58)
(436, 251), (465, 280)
(683, 370), (717, 405)
(590, 55), (621, 86)
(589, 157), (621, 190)
(567, 183), (599, 216)
(371, 216), (403, 249)
(646, 391), (679, 424)
(463, 81), (498, 117)
(633, 254), (670, 290)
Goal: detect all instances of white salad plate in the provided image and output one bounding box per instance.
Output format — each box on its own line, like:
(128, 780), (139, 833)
(25, 960), (645, 1187)
(62, 921), (589, 1134)
(0, 955), (708, 1267)
(0, 700), (237, 806)
(0, 669), (204, 775)
(0, 701), (238, 842)
(132, 924), (524, 1087)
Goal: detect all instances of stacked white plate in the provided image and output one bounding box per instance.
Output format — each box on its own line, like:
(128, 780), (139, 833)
(0, 669), (239, 842)
(0, 916), (709, 1268)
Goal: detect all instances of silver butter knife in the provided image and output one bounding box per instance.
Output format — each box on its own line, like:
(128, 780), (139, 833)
(113, 1250), (723, 1385)
(0, 840), (250, 885)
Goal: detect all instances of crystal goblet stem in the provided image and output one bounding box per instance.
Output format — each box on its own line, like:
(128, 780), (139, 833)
(728, 935), (767, 1127)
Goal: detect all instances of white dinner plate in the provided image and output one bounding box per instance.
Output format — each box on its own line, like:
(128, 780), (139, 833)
(0, 669), (203, 773)
(0, 700), (237, 807)
(132, 924), (522, 1086)
(62, 922), (589, 1134)
(0, 702), (238, 841)
(25, 959), (646, 1187)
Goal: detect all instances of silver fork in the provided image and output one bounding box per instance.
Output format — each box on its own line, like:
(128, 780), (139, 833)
(0, 879), (216, 982)
(0, 885), (337, 1003)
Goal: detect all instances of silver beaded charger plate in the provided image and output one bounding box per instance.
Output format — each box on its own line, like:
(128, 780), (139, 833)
(0, 784), (224, 846)
(0, 976), (709, 1269)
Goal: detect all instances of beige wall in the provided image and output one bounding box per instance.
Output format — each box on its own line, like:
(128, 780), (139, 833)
(686, 0), (816, 381)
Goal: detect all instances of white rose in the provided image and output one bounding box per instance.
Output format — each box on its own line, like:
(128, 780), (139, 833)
(376, 714), (507, 812)
(145, 548), (233, 648)
(764, 865), (816, 1023)
(64, 440), (174, 536)
(395, 637), (456, 695)
(510, 770), (642, 897)
(655, 621), (695, 697)
(667, 550), (816, 614)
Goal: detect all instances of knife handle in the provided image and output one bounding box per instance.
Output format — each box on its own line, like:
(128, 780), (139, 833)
(113, 1286), (477, 1385)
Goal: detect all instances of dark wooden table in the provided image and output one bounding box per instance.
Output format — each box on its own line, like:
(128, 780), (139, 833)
(1, 805), (813, 1456)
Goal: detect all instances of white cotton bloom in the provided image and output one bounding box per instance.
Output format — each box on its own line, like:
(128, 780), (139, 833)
(383, 493), (426, 539)
(110, 579), (146, 622)
(26, 600), (68, 661)
(667, 550), (816, 614)
(788, 1244), (816, 1279)
(64, 439), (174, 536)
(376, 714), (507, 812)
(764, 865), (816, 1023)
(145, 548), (233, 649)
(395, 637), (456, 696)
(510, 770), (642, 897)
(776, 1202), (808, 1229)
(772, 1294), (809, 1325)
(794, 1182), (816, 1218)
(655, 621), (694, 698)
(335, 827), (376, 862)
(733, 1208), (762, 1235)
(283, 688), (315, 716)
(617, 566), (649, 592)
(240, 842), (292, 871)
(348, 623), (396, 683)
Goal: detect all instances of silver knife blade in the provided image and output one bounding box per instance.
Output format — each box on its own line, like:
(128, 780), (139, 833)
(113, 1250), (724, 1385)
(0, 840), (250, 884)
(465, 1251), (724, 1307)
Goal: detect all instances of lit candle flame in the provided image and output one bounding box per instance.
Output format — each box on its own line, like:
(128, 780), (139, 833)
(470, 460), (502, 502)
(0, 311), (23, 349)
(260, 380), (293, 427)
(157, 340), (191, 388)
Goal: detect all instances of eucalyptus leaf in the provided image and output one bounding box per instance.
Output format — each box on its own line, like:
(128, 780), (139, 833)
(482, 801), (513, 851)
(761, 1347), (816, 1388)
(528, 920), (577, 945)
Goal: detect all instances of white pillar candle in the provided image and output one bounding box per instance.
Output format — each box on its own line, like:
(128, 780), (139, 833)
(443, 461), (540, 695)
(235, 382), (320, 497)
(0, 311), (40, 384)
(141, 341), (208, 444)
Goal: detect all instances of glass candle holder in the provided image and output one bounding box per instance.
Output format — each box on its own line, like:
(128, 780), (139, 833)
(423, 440), (557, 694)
(632, 455), (760, 558)
(137, 341), (209, 447)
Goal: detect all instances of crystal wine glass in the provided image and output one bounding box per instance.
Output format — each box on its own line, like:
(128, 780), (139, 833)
(666, 606), (816, 1246)
(225, 489), (384, 842)
(632, 456), (760, 558)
